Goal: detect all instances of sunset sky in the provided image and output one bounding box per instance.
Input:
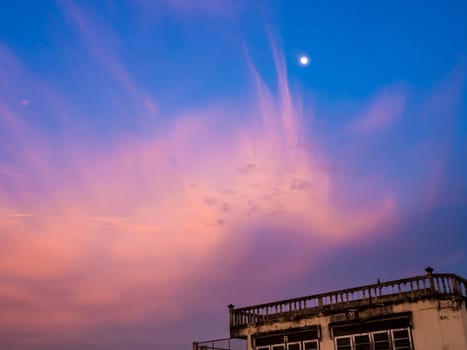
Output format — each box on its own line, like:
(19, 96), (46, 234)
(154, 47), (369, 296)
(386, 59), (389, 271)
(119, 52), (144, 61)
(0, 1), (466, 349)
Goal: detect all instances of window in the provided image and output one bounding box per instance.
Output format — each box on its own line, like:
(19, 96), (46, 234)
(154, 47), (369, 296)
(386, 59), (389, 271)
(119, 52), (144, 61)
(392, 329), (411, 350)
(257, 340), (319, 350)
(354, 334), (370, 350)
(336, 337), (352, 350)
(373, 332), (390, 350)
(272, 345), (285, 350)
(334, 329), (412, 350)
(303, 340), (319, 350)
(287, 342), (300, 350)
(254, 327), (320, 350)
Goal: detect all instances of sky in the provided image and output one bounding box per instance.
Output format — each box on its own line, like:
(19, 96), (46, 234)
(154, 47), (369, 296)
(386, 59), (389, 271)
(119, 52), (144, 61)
(0, 1), (466, 349)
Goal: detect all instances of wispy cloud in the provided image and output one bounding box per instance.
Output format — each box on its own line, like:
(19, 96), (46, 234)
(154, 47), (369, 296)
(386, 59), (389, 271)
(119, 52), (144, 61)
(349, 85), (407, 133)
(58, 2), (158, 120)
(160, 0), (242, 17)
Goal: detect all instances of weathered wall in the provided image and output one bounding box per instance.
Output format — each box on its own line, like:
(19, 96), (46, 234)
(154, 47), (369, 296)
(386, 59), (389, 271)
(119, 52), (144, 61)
(410, 299), (466, 350)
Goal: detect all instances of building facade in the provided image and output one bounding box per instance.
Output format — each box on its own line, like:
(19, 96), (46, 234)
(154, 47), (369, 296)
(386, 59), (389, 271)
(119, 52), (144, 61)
(194, 268), (467, 350)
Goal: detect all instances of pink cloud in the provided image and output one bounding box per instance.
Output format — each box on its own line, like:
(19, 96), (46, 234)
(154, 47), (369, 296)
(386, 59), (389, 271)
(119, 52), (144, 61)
(3, 34), (462, 349)
(0, 56), (397, 343)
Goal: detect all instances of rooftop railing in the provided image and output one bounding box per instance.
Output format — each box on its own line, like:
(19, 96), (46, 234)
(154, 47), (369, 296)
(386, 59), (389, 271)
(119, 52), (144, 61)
(229, 270), (467, 330)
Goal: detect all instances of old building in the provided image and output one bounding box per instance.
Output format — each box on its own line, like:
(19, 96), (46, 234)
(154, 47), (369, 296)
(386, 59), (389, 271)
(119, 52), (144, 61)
(194, 268), (467, 350)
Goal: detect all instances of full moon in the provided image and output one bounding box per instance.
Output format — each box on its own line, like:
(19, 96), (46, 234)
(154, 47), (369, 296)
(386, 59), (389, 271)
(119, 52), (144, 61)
(299, 55), (310, 66)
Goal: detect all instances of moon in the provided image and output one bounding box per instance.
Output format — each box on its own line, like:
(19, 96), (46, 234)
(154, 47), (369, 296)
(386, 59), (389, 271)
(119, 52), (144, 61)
(299, 55), (310, 66)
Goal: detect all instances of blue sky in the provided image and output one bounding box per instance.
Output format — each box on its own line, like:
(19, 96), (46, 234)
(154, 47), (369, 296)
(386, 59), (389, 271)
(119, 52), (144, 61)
(0, 1), (466, 349)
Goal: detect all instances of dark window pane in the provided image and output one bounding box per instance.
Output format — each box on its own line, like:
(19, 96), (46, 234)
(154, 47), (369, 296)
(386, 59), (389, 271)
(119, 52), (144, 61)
(354, 334), (370, 350)
(336, 337), (351, 350)
(288, 344), (300, 350)
(374, 342), (390, 350)
(393, 330), (409, 339)
(394, 339), (410, 346)
(337, 338), (351, 346)
(373, 332), (389, 342)
(374, 332), (390, 350)
(393, 329), (410, 350)
(304, 341), (318, 350)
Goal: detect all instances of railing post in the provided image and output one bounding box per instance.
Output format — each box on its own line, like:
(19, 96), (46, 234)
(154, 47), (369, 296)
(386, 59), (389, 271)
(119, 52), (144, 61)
(452, 276), (459, 294)
(425, 266), (434, 292)
(228, 304), (235, 327)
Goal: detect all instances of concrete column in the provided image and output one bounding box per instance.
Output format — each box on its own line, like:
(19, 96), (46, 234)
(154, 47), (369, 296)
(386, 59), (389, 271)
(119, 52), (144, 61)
(247, 333), (254, 350)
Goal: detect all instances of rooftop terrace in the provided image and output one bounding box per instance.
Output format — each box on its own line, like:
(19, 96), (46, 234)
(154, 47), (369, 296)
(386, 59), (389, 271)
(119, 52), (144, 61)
(228, 268), (467, 337)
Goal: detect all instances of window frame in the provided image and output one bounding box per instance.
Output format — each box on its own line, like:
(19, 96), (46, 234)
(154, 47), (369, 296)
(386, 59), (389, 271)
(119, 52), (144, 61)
(353, 332), (371, 350)
(335, 335), (353, 350)
(256, 340), (320, 350)
(286, 342), (301, 350)
(334, 328), (413, 350)
(303, 339), (320, 350)
(372, 330), (391, 350)
(271, 344), (286, 350)
(391, 328), (412, 350)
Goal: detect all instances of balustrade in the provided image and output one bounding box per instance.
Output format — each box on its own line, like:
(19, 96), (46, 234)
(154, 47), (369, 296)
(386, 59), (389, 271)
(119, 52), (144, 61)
(229, 273), (467, 329)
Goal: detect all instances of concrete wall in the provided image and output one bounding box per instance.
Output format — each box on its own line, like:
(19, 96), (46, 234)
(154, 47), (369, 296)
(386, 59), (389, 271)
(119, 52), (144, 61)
(410, 299), (467, 350)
